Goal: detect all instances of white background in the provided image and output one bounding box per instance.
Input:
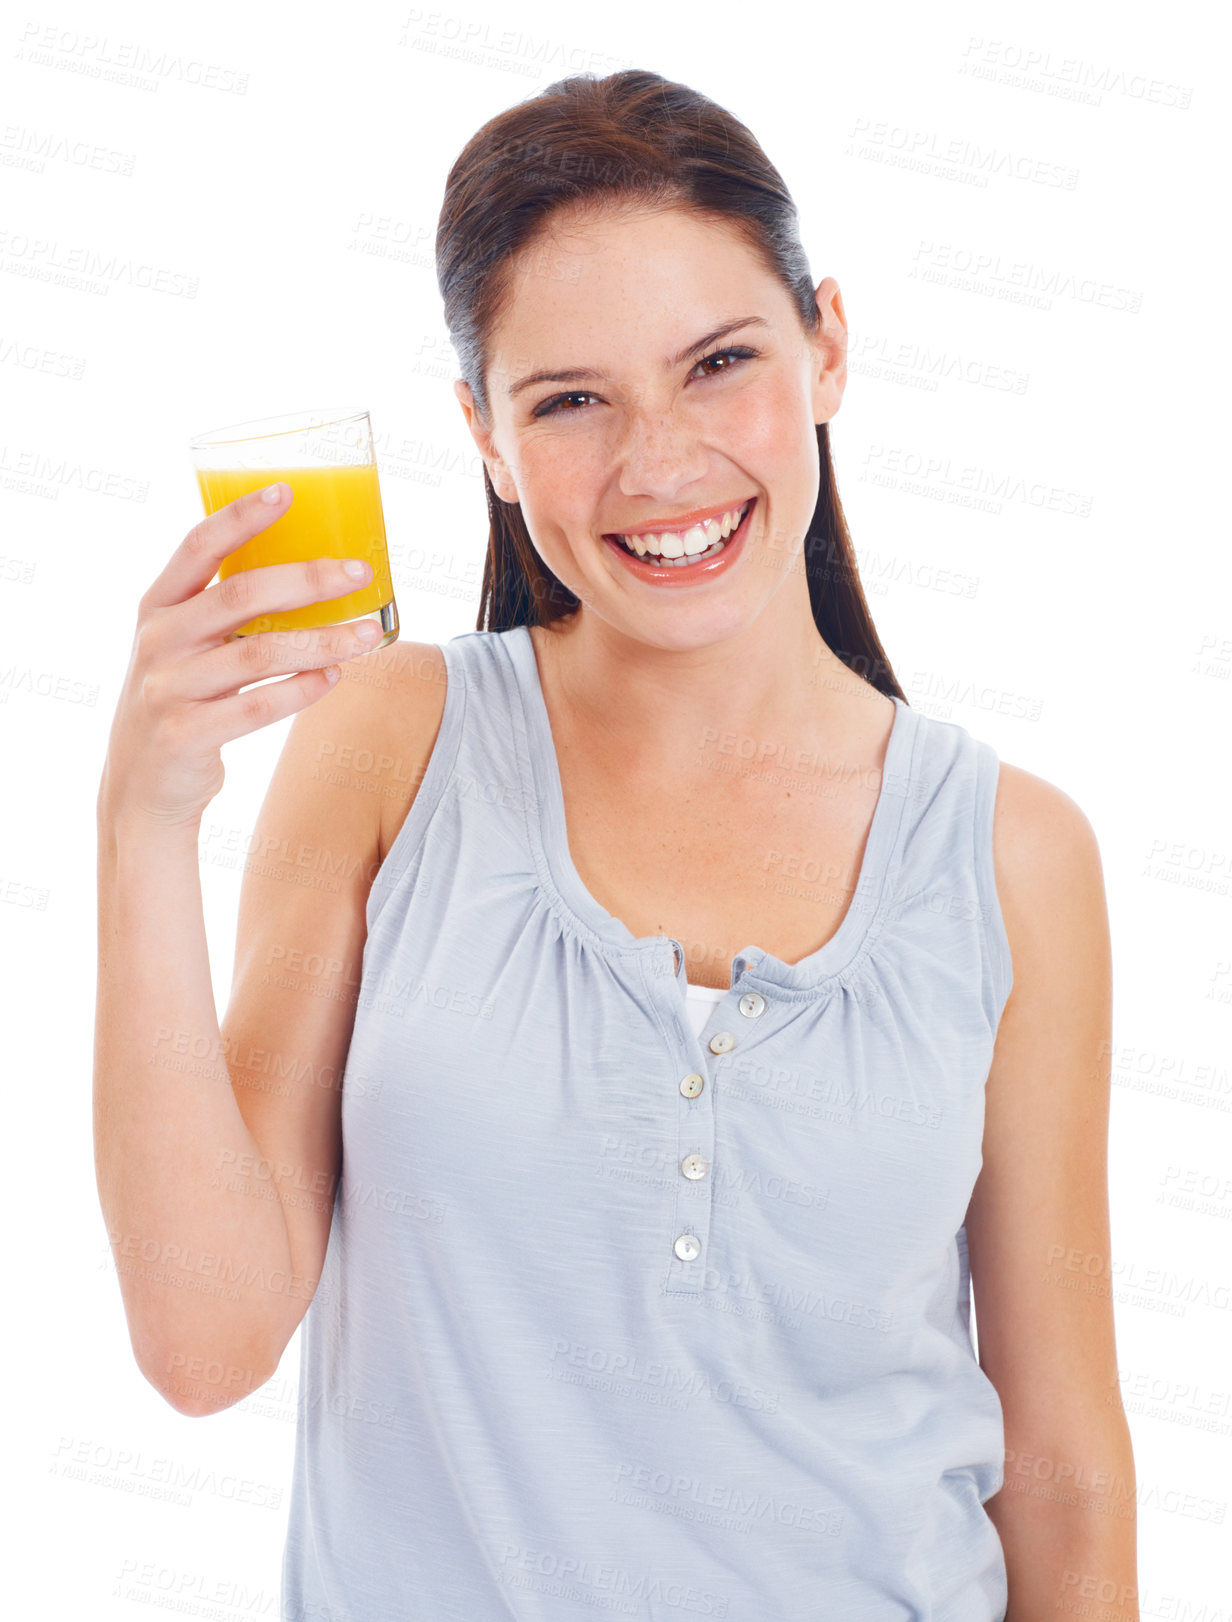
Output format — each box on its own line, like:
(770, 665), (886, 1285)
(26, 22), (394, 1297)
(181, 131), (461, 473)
(2, 0), (1229, 1614)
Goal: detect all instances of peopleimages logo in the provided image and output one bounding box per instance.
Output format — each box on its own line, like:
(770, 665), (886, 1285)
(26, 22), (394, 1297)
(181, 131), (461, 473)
(496, 1542), (730, 1616)
(546, 1337), (781, 1413)
(0, 228), (198, 297)
(845, 117), (1079, 190)
(910, 241), (1143, 315)
(613, 1460), (844, 1536)
(958, 36), (1192, 110)
(14, 23), (250, 93)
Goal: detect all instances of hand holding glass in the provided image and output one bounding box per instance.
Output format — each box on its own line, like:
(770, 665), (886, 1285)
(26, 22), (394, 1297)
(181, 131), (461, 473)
(189, 407), (399, 646)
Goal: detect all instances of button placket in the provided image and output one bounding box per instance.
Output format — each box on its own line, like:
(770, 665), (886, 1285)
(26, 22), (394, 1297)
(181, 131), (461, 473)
(662, 941), (717, 1295)
(669, 1060), (715, 1293)
(661, 950), (773, 1295)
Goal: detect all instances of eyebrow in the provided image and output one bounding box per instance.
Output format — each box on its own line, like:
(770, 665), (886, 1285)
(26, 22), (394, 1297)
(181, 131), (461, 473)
(506, 316), (773, 400)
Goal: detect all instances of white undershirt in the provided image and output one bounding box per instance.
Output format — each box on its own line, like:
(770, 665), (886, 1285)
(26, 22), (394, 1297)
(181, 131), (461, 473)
(683, 981), (727, 1038)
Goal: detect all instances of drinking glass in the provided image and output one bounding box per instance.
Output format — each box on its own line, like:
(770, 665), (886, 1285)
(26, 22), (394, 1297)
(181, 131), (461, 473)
(189, 407), (399, 646)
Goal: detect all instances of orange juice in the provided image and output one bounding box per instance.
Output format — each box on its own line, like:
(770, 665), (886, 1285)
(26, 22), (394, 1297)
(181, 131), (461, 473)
(197, 463), (395, 637)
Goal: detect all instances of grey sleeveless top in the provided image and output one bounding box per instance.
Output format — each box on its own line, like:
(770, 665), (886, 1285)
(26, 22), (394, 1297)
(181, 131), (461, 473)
(282, 622), (1013, 1620)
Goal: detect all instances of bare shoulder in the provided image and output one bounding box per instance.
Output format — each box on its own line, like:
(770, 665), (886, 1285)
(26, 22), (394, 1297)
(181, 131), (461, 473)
(991, 758), (1103, 865)
(989, 759), (1108, 980)
(349, 639), (449, 864)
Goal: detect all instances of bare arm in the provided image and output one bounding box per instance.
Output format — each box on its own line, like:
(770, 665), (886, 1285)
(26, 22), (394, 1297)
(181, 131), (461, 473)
(92, 479), (397, 1416)
(213, 641), (447, 1394)
(95, 634), (446, 1417)
(966, 764), (1138, 1619)
(94, 659), (387, 1416)
(95, 809), (305, 1413)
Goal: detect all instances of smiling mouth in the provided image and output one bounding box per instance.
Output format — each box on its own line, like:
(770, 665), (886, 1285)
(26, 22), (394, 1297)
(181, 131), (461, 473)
(604, 498), (754, 568)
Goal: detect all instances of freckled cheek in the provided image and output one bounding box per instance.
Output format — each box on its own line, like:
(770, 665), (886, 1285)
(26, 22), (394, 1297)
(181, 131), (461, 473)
(521, 433), (605, 487)
(716, 374), (801, 435)
(509, 447), (601, 580)
(519, 443), (610, 551)
(715, 393), (809, 483)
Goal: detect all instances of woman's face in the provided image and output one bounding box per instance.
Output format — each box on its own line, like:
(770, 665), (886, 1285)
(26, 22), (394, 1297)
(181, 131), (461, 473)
(455, 203), (847, 652)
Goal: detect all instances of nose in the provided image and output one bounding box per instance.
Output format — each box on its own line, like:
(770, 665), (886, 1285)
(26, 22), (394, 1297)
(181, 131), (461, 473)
(613, 396), (713, 505)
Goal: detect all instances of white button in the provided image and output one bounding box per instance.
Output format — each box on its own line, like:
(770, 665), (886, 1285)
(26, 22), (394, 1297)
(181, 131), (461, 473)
(739, 992), (765, 1018)
(680, 1072), (704, 1098)
(681, 1154), (709, 1180)
(709, 1031), (735, 1055)
(673, 1233), (701, 1261)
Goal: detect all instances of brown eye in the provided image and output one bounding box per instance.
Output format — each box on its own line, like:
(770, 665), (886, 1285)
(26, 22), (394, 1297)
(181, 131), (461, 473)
(532, 345), (758, 419)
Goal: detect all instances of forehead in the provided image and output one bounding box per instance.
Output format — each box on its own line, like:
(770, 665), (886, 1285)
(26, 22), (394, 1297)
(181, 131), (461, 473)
(490, 203), (783, 353)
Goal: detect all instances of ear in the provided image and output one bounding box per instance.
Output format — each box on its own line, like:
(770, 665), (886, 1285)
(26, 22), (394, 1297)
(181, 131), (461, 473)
(809, 277), (848, 425)
(453, 379), (520, 503)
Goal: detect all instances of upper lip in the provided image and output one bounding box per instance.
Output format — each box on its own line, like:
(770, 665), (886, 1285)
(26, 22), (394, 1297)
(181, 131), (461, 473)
(604, 496), (754, 537)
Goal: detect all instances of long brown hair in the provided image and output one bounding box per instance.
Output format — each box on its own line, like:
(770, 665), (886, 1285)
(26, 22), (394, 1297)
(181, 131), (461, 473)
(435, 68), (905, 702)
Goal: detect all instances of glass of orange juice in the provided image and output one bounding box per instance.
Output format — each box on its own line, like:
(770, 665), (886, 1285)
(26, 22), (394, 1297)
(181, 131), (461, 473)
(189, 407), (399, 647)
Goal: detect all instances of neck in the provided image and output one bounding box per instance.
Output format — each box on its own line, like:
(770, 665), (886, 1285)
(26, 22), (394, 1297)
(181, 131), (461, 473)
(530, 578), (877, 780)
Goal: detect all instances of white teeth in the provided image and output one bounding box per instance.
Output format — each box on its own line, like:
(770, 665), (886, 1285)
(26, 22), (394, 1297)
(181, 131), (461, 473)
(615, 501), (749, 557)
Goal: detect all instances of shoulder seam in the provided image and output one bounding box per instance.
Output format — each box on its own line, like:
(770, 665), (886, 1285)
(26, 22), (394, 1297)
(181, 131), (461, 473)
(972, 736), (1013, 1032)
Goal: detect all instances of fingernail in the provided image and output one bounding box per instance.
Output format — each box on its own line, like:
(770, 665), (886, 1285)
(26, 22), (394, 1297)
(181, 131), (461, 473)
(260, 483), (283, 504)
(343, 559), (372, 580)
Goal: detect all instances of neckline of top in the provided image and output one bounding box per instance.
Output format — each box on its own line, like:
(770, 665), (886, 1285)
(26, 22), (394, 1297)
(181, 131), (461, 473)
(500, 623), (918, 993)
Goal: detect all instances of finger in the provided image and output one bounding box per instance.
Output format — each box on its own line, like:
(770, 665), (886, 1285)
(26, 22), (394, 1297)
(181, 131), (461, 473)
(193, 554), (374, 647)
(143, 481), (296, 612)
(162, 616), (379, 704)
(193, 664), (347, 751)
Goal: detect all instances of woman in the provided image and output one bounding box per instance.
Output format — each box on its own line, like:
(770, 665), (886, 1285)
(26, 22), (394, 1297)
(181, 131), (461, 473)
(95, 70), (1138, 1620)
